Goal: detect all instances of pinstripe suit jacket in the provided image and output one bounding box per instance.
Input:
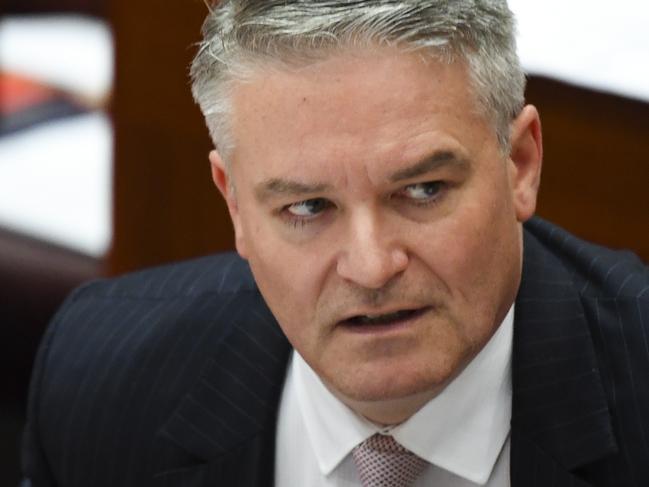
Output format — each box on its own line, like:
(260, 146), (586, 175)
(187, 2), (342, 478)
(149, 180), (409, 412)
(22, 217), (649, 486)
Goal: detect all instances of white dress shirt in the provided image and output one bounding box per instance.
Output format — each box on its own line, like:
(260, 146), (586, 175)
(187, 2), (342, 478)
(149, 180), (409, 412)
(275, 306), (514, 486)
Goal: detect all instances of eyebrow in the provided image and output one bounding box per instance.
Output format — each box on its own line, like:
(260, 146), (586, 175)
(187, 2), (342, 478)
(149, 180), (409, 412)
(254, 179), (332, 203)
(254, 150), (467, 203)
(389, 151), (468, 182)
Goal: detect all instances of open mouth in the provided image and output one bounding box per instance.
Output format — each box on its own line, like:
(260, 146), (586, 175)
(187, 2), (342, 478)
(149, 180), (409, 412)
(342, 307), (431, 327)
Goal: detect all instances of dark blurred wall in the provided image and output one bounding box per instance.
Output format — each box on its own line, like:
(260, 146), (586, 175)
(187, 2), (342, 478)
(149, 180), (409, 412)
(108, 0), (234, 275)
(528, 77), (649, 260)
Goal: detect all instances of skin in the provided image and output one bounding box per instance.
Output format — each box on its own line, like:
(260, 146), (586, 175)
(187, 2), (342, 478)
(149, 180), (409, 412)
(210, 48), (542, 425)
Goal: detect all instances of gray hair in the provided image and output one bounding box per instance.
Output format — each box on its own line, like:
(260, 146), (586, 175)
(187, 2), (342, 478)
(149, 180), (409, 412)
(190, 0), (526, 164)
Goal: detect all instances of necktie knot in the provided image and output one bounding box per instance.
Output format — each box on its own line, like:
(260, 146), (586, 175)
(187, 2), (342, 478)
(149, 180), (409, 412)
(352, 433), (427, 487)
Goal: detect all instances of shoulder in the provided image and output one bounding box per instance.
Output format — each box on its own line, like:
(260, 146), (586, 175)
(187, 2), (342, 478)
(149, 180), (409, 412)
(76, 251), (257, 301)
(523, 217), (649, 299)
(521, 218), (649, 405)
(26, 252), (268, 483)
(48, 251), (259, 348)
(521, 218), (649, 482)
(39, 251), (261, 384)
(42, 251), (260, 372)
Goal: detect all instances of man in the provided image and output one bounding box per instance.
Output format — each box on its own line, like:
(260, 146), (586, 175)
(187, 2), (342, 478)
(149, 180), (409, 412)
(22, 1), (649, 486)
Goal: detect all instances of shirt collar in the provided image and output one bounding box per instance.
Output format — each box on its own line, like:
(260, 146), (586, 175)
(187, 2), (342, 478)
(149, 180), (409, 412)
(293, 304), (513, 484)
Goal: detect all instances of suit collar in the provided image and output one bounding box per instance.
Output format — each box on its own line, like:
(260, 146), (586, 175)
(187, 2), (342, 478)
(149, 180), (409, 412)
(511, 227), (617, 477)
(156, 289), (291, 484)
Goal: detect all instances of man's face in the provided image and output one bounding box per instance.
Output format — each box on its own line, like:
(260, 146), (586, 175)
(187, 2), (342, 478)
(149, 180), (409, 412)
(213, 49), (541, 422)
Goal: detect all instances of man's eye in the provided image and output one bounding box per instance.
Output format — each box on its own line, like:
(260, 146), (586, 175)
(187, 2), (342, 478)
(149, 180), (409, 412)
(400, 181), (444, 202)
(285, 198), (330, 217)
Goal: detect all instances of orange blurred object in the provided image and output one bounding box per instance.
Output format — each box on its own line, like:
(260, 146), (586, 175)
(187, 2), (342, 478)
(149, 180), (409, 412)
(0, 72), (59, 115)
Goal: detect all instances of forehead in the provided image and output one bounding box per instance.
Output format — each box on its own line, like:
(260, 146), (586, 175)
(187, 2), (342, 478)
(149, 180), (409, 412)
(228, 49), (489, 176)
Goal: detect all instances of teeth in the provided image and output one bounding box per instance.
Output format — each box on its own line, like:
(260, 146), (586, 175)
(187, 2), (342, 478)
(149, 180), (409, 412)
(352, 309), (413, 325)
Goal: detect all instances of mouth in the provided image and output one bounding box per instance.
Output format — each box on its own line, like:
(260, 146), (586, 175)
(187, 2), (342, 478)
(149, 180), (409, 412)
(340, 307), (431, 330)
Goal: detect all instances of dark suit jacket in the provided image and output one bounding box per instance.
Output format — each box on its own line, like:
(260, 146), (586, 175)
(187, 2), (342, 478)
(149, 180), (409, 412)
(22, 217), (649, 486)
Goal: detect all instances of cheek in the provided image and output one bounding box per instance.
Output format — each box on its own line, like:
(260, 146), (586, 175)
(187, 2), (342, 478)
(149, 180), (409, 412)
(416, 213), (489, 279)
(242, 219), (330, 321)
(246, 246), (311, 344)
(415, 192), (520, 308)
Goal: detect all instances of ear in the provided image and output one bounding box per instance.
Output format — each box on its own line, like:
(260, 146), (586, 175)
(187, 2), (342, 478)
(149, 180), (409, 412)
(209, 150), (248, 258)
(508, 105), (543, 222)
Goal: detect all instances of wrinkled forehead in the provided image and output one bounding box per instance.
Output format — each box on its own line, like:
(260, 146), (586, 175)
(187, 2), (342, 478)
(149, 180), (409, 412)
(225, 48), (493, 183)
(229, 48), (479, 135)
(227, 46), (482, 129)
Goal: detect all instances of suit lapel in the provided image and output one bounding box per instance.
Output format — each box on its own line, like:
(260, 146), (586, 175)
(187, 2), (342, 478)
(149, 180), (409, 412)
(510, 429), (591, 487)
(510, 227), (617, 485)
(155, 290), (291, 487)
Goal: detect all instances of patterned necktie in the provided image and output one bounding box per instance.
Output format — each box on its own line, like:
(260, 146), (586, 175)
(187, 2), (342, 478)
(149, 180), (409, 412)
(352, 433), (427, 487)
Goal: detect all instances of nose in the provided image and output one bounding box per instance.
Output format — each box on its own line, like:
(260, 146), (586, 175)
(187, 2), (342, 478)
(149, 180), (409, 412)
(336, 211), (409, 289)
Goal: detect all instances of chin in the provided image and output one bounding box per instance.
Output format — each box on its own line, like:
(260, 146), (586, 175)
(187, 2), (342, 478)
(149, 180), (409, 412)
(329, 358), (458, 404)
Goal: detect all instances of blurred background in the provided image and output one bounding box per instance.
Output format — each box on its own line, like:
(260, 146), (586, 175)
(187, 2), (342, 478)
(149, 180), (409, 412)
(1, 0), (647, 483)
